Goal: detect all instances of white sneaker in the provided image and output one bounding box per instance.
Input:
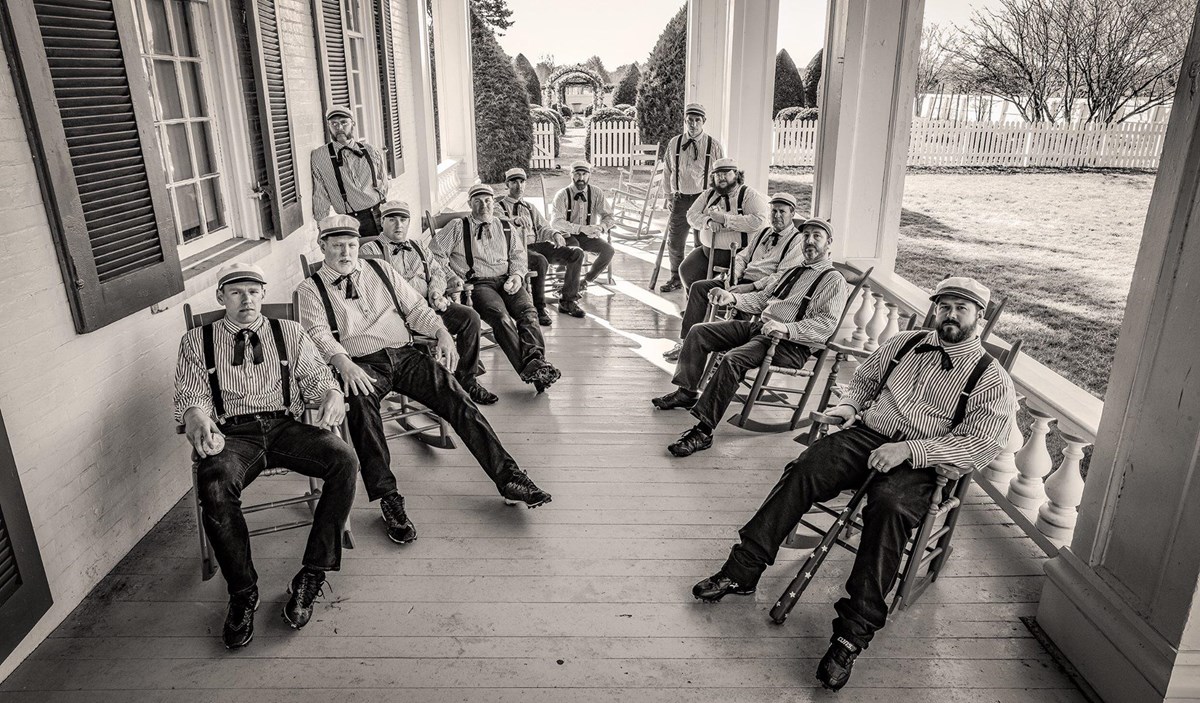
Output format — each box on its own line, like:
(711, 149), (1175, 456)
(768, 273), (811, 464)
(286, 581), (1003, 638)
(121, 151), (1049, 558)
(662, 342), (683, 361)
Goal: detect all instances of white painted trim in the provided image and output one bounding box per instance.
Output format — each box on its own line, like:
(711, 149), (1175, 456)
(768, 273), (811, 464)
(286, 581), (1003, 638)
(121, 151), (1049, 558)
(430, 0), (477, 179)
(405, 0), (439, 215)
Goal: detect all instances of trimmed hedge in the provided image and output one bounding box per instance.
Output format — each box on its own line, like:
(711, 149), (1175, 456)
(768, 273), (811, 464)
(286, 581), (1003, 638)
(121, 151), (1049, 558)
(636, 5), (687, 155)
(776, 106), (819, 122)
(471, 10), (532, 181)
(773, 49), (806, 118)
(514, 53), (542, 106)
(585, 107), (635, 162)
(803, 50), (822, 108)
(613, 62), (641, 106)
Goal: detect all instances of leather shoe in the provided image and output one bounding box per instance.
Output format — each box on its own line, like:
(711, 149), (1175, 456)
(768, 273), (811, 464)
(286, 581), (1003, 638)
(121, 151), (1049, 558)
(464, 381), (499, 405)
(816, 637), (861, 691)
(651, 389), (697, 410)
(659, 276), (683, 293)
(536, 307), (553, 326)
(662, 342), (683, 361)
(668, 426), (712, 457)
(691, 570), (755, 602)
(558, 301), (585, 318)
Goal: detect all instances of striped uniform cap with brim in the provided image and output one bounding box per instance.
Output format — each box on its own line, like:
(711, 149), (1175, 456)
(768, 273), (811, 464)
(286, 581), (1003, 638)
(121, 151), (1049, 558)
(684, 103), (706, 118)
(468, 183), (495, 200)
(380, 200), (411, 218)
(504, 167), (528, 181)
(216, 262), (267, 289)
(318, 213), (361, 239)
(931, 276), (990, 309)
(570, 160), (592, 173)
(711, 157), (738, 172)
(799, 217), (834, 238)
(768, 192), (798, 210)
(325, 106), (353, 121)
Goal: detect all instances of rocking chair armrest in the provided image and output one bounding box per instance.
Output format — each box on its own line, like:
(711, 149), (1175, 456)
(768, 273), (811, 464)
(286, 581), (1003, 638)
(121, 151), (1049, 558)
(934, 463), (973, 481)
(827, 341), (872, 359)
(809, 411), (849, 427)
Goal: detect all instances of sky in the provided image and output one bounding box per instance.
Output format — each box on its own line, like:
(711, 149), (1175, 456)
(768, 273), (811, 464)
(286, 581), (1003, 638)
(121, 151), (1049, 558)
(493, 0), (1001, 74)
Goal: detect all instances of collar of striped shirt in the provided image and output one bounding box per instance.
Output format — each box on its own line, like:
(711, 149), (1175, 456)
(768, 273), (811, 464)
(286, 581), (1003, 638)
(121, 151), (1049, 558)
(919, 328), (984, 361)
(795, 255), (833, 272)
(218, 315), (267, 335)
(317, 260), (362, 282)
(757, 222), (797, 248)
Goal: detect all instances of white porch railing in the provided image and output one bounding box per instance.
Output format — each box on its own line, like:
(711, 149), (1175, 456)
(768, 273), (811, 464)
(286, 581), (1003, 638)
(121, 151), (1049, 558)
(434, 159), (461, 212)
(834, 269), (1101, 555)
(589, 120), (639, 167)
(772, 118), (1168, 169)
(531, 122), (555, 169)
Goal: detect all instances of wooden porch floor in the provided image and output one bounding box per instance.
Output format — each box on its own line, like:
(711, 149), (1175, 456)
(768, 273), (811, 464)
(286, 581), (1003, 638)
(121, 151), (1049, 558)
(0, 248), (1085, 702)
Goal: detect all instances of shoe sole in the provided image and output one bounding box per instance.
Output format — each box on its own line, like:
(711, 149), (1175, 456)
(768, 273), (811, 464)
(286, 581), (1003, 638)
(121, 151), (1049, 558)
(692, 587), (756, 603)
(651, 400), (695, 410)
(387, 532), (417, 544)
(503, 495), (552, 509)
(668, 440), (711, 457)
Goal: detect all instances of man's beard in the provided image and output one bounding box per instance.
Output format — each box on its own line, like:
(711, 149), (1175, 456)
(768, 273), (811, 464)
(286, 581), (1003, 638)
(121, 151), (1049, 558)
(717, 180), (737, 194)
(938, 318), (978, 344)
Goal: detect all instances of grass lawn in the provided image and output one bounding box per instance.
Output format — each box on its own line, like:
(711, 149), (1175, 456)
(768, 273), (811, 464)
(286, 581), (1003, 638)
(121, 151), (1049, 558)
(769, 169), (1153, 398)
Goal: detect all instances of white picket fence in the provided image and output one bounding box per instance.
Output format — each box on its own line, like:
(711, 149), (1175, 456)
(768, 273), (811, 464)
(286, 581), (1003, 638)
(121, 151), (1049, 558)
(589, 120), (639, 167)
(531, 121), (556, 169)
(772, 118), (1168, 169)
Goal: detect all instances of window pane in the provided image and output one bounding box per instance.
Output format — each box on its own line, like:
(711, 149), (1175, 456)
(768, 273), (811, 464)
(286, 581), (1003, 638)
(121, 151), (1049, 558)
(192, 121), (216, 175)
(143, 0), (172, 54)
(201, 178), (226, 232)
(165, 123), (194, 180)
(171, 0), (197, 56)
(154, 60), (184, 119)
(180, 61), (206, 117)
(175, 183), (203, 242)
(343, 0), (361, 32)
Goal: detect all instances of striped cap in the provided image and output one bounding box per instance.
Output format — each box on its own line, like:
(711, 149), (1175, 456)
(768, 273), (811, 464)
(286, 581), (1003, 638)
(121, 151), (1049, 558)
(380, 200), (411, 218)
(684, 103), (706, 118)
(216, 262), (266, 288)
(318, 213), (361, 239)
(799, 217), (834, 238)
(324, 106), (353, 121)
(468, 183), (495, 200)
(768, 192), (798, 210)
(931, 276), (990, 309)
(504, 167), (528, 181)
(711, 157), (738, 172)
(570, 160), (592, 173)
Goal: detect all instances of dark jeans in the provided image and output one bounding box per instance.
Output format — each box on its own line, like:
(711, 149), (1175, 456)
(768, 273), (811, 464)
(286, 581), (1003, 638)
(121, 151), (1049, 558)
(438, 301), (481, 384)
(680, 246), (734, 290)
(666, 192), (701, 274)
(563, 234), (614, 282)
(469, 277), (546, 373)
(346, 347), (520, 502)
(722, 425), (938, 649)
(195, 416), (357, 595)
(679, 277), (753, 340)
(672, 319), (810, 430)
(528, 240), (584, 306)
(351, 205), (382, 239)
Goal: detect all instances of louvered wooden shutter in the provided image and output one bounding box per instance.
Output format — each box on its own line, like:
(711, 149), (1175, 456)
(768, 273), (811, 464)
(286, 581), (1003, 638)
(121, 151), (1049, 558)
(241, 0), (304, 238)
(374, 0), (404, 175)
(0, 408), (52, 663)
(311, 0), (350, 115)
(3, 0), (182, 334)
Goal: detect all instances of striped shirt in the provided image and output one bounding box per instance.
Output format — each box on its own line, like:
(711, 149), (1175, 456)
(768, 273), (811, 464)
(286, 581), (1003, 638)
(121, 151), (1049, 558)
(310, 139), (389, 219)
(360, 238), (449, 303)
(433, 216), (528, 280)
(663, 132), (724, 195)
(734, 223), (806, 288)
(842, 329), (1017, 470)
(732, 257), (849, 345)
(551, 184), (616, 235)
(496, 196), (557, 245)
(686, 185), (769, 249)
(173, 315), (338, 423)
(296, 260), (445, 361)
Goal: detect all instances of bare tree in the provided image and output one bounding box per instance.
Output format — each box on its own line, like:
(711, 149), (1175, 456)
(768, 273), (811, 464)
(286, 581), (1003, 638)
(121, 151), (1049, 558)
(915, 23), (952, 116)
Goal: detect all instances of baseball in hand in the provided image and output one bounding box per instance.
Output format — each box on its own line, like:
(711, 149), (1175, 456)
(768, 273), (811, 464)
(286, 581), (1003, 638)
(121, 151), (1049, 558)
(204, 433), (225, 455)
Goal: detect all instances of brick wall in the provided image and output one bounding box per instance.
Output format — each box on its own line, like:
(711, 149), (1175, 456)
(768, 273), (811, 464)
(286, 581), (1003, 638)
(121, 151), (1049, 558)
(0, 1), (432, 679)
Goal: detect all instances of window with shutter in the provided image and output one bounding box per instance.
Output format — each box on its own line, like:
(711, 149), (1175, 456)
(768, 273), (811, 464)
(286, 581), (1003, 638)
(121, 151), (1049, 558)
(2, 0), (183, 333)
(0, 408), (52, 664)
(239, 0), (304, 238)
(311, 0), (350, 115)
(374, 0), (404, 175)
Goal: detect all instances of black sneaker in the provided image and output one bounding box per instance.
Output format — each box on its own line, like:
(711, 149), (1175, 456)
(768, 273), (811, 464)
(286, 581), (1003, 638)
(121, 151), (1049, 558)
(500, 473), (552, 508)
(816, 636), (861, 691)
(691, 570), (755, 602)
(668, 426), (712, 457)
(464, 381), (499, 405)
(651, 389), (697, 410)
(222, 586), (259, 649)
(531, 362), (561, 394)
(659, 275), (683, 293)
(282, 568), (326, 630)
(557, 301), (585, 318)
(536, 307), (553, 326)
(380, 493), (417, 544)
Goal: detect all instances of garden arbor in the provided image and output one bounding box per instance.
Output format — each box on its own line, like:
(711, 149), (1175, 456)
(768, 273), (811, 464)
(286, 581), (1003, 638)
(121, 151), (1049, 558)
(545, 65), (608, 113)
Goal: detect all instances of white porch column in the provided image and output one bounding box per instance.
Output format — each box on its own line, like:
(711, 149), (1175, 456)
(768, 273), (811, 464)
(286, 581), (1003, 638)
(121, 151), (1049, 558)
(430, 0), (477, 182)
(685, 0), (729, 148)
(1037, 8), (1200, 702)
(719, 0), (779, 192)
(816, 0), (924, 271)
(404, 0), (438, 216)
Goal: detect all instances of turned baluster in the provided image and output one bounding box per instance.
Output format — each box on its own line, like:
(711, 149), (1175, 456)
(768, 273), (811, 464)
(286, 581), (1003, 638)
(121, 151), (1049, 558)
(983, 399), (1025, 485)
(879, 303), (900, 345)
(844, 285), (874, 348)
(1035, 433), (1090, 543)
(863, 293), (888, 352)
(1007, 408), (1056, 512)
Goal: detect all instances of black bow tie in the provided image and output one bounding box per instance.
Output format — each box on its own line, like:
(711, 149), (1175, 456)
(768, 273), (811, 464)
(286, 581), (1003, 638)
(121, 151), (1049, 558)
(721, 194), (731, 210)
(232, 329), (264, 366)
(475, 222), (489, 240)
(767, 230), (782, 247)
(914, 343), (954, 371)
(573, 191), (588, 202)
(390, 241), (412, 254)
(332, 273), (359, 300)
(681, 137), (699, 158)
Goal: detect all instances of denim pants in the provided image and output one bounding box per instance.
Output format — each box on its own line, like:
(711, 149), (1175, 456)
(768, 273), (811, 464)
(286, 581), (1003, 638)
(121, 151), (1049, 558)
(722, 425), (939, 649)
(678, 277), (753, 340)
(346, 346), (520, 502)
(438, 301), (482, 385)
(469, 278), (546, 374)
(672, 319), (810, 430)
(527, 240), (584, 306)
(666, 192), (700, 274)
(562, 234), (614, 282)
(195, 416), (358, 595)
(679, 246), (734, 290)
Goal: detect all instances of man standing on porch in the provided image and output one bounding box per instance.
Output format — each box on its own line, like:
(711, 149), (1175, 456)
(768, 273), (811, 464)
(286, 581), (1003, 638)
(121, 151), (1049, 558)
(310, 106), (389, 238)
(689, 277), (1016, 691)
(658, 103), (725, 293)
(174, 262), (358, 647)
(551, 161), (616, 288)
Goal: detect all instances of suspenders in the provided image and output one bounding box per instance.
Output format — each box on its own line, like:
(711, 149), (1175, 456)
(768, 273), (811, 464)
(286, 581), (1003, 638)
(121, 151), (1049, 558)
(562, 186), (593, 225)
(308, 259), (405, 342)
(876, 333), (998, 429)
(459, 216), (512, 283)
(673, 134), (713, 192)
(326, 141), (379, 214)
(704, 184), (748, 214)
(200, 318), (292, 420)
(777, 268), (840, 320)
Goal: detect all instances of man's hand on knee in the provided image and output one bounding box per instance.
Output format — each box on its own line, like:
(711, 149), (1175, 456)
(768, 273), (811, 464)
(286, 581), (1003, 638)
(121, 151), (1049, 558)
(708, 288), (735, 306)
(867, 442), (913, 473)
(503, 274), (522, 294)
(315, 389), (347, 429)
(435, 329), (460, 371)
(333, 354), (377, 396)
(183, 407), (225, 458)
